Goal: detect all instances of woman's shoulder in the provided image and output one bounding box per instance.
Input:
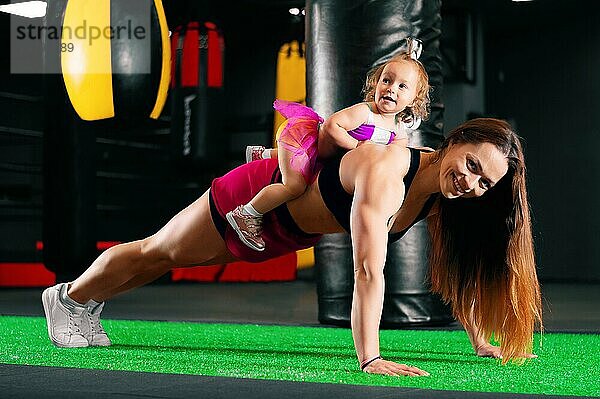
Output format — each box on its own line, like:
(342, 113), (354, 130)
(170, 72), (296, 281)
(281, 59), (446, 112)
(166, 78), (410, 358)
(340, 143), (412, 179)
(385, 145), (412, 175)
(338, 144), (412, 203)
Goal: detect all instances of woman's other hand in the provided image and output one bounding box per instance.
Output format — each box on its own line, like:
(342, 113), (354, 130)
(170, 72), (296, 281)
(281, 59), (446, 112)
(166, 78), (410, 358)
(475, 343), (538, 359)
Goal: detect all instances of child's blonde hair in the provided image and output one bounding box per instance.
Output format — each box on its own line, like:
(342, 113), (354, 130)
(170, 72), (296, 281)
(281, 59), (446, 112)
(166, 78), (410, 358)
(362, 53), (431, 123)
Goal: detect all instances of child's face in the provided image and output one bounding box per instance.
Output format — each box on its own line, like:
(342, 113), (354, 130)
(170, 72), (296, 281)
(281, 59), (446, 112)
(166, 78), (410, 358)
(374, 61), (419, 115)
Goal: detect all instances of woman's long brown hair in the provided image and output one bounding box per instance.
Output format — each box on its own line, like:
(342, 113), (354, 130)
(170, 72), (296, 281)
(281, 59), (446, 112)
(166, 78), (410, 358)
(427, 118), (543, 364)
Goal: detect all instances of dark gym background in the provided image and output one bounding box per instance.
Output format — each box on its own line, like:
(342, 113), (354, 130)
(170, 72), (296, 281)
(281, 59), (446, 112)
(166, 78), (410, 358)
(1, 0), (598, 282)
(0, 1), (598, 398)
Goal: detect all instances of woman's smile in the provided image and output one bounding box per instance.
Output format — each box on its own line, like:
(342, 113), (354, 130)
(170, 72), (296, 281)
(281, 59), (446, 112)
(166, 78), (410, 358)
(451, 172), (467, 195)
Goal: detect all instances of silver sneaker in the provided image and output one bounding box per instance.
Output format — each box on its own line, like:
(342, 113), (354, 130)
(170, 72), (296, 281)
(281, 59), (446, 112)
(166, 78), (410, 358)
(225, 205), (266, 251)
(41, 283), (89, 348)
(245, 145), (266, 163)
(84, 301), (112, 346)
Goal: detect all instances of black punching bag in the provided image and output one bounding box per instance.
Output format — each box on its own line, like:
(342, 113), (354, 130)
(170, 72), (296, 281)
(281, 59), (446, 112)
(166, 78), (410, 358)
(170, 21), (225, 169)
(43, 0), (171, 281)
(308, 0), (453, 327)
(43, 0), (96, 282)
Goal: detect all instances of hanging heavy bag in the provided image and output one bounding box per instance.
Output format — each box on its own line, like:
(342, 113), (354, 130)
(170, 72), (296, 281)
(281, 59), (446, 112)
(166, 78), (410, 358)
(57, 0), (170, 121)
(308, 0), (453, 328)
(273, 40), (306, 141)
(42, 0), (170, 280)
(170, 21), (225, 167)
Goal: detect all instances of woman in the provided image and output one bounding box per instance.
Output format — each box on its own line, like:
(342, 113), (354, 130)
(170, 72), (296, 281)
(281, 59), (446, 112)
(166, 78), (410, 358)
(42, 118), (542, 377)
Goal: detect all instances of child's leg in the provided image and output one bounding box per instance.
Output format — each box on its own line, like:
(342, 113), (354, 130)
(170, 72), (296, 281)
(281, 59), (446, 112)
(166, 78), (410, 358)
(245, 146), (278, 163)
(317, 125), (338, 158)
(249, 146), (306, 214)
(226, 146), (307, 251)
(265, 148), (277, 159)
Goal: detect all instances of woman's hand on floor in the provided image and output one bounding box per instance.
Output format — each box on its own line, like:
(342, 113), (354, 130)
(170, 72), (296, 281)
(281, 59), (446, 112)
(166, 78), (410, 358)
(362, 358), (430, 377)
(475, 342), (503, 358)
(475, 343), (538, 359)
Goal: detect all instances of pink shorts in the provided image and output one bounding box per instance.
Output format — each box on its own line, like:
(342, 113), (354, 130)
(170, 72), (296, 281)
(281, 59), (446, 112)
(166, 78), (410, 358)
(209, 158), (322, 263)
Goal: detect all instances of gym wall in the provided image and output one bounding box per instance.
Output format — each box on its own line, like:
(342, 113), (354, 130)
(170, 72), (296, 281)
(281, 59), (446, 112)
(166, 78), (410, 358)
(0, 0), (598, 282)
(483, 3), (600, 281)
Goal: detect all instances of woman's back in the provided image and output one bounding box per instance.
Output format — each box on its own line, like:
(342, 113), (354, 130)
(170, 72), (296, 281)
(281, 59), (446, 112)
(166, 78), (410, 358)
(287, 142), (411, 234)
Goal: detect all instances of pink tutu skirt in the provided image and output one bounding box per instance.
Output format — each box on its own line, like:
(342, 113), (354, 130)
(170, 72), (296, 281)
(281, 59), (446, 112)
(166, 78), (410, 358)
(274, 99), (324, 184)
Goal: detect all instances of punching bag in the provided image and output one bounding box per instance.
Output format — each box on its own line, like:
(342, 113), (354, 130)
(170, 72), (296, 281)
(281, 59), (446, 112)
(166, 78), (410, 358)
(59, 0), (170, 120)
(43, 0), (171, 280)
(273, 40), (306, 141)
(308, 0), (453, 327)
(170, 21), (225, 168)
(273, 40), (315, 270)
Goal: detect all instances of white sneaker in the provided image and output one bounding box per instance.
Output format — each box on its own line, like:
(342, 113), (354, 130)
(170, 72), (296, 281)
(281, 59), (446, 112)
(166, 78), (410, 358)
(84, 302), (112, 346)
(41, 283), (89, 348)
(245, 145), (266, 163)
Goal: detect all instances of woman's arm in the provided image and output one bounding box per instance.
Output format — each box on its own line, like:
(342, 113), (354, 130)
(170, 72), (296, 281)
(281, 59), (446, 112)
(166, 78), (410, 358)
(463, 309), (537, 359)
(348, 155), (429, 376)
(463, 315), (500, 358)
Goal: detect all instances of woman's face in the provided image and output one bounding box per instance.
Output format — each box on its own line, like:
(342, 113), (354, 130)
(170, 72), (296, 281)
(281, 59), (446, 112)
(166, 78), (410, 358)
(439, 142), (509, 199)
(375, 61), (419, 115)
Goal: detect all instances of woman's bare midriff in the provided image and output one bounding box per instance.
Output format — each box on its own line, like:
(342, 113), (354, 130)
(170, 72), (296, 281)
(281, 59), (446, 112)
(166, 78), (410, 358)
(286, 176), (345, 235)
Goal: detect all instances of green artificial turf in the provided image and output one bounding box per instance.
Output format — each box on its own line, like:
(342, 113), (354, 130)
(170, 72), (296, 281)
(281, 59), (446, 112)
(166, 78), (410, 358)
(0, 316), (598, 396)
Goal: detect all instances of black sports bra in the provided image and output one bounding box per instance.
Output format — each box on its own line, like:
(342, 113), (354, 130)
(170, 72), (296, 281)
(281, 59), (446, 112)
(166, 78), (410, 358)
(318, 147), (438, 242)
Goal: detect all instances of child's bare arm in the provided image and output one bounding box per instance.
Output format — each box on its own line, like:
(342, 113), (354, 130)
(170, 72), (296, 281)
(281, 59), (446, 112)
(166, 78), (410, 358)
(319, 103), (370, 154)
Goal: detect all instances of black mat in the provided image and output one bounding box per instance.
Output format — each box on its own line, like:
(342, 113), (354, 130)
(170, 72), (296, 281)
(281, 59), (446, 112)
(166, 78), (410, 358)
(1, 364), (593, 399)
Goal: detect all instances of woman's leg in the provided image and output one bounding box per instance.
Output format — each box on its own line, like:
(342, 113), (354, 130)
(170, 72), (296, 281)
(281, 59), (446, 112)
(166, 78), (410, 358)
(97, 253), (236, 301)
(68, 190), (235, 303)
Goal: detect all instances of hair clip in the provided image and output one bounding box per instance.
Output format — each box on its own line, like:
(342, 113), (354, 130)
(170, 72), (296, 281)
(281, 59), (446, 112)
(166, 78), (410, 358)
(400, 109), (422, 130)
(406, 37), (423, 60)
(404, 114), (422, 130)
